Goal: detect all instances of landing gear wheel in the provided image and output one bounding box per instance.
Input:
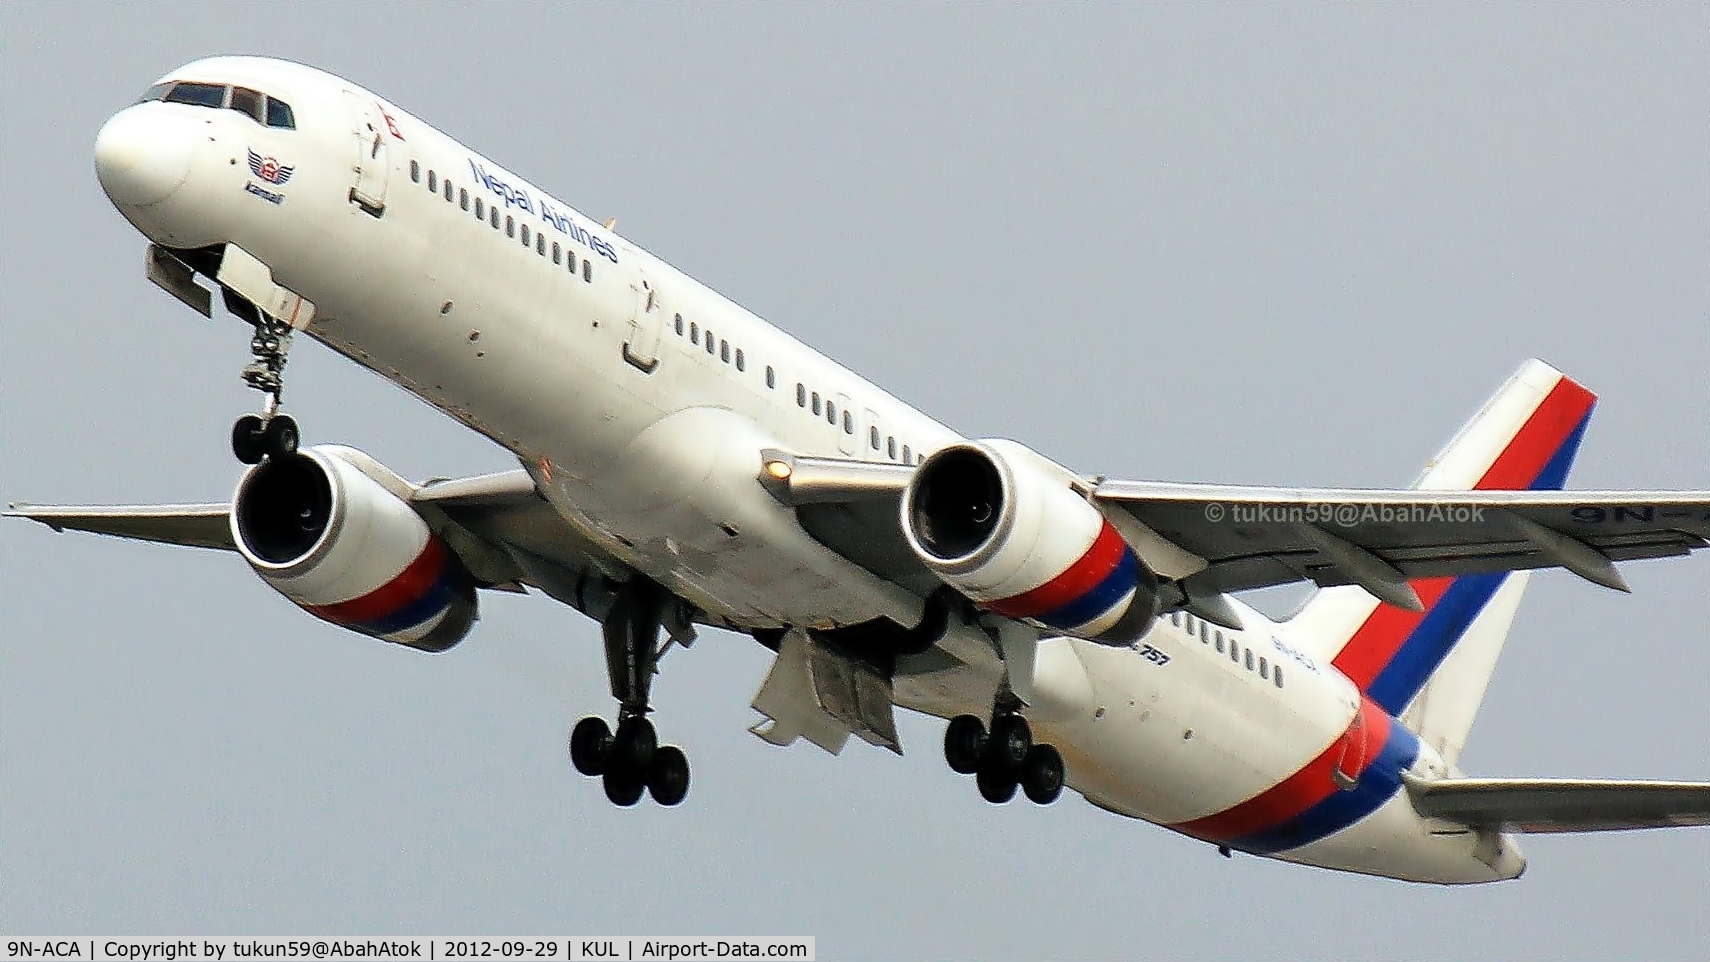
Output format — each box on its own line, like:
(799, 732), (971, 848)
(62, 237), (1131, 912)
(613, 716), (658, 773)
(944, 715), (986, 775)
(231, 415), (266, 464)
(988, 714), (1032, 775)
(263, 414), (299, 459)
(976, 764), (1019, 804)
(569, 716), (612, 777)
(647, 745), (690, 806)
(1021, 743), (1065, 805)
(602, 766), (645, 807)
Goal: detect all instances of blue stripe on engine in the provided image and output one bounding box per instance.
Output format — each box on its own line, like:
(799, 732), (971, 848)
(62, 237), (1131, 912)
(1037, 548), (1140, 630)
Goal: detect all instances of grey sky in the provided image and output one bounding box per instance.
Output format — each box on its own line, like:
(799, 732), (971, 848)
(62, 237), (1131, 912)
(2, 4), (1706, 959)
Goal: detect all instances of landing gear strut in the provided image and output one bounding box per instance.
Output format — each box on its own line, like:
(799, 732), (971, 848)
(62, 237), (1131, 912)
(568, 580), (691, 807)
(228, 294), (300, 465)
(944, 708), (1064, 806)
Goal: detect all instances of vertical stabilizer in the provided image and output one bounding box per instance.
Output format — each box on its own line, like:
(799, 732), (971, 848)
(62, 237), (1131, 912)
(1282, 360), (1596, 766)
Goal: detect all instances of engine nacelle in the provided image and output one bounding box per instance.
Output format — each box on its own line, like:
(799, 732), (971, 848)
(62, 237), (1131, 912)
(900, 440), (1159, 645)
(231, 446), (478, 652)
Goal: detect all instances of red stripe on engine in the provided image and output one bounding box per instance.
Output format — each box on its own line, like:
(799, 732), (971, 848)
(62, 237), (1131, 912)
(305, 536), (447, 625)
(1473, 376), (1596, 491)
(985, 521), (1126, 619)
(1174, 696), (1394, 843)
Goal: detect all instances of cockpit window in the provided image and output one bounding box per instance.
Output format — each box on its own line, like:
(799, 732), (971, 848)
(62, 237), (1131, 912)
(229, 87), (264, 123)
(143, 80), (296, 130)
(136, 82), (174, 104)
(163, 82), (226, 108)
(265, 97), (295, 130)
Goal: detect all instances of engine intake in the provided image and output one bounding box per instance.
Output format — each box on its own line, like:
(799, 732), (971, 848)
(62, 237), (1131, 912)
(231, 446), (478, 652)
(901, 440), (1159, 645)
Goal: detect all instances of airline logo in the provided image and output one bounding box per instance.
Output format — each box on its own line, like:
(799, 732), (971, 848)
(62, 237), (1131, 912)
(247, 149), (295, 185)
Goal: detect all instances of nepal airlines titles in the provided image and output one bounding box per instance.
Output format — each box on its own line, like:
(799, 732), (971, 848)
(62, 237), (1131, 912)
(468, 158), (619, 265)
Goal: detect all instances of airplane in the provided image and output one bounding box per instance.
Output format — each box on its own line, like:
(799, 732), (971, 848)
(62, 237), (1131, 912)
(9, 55), (1710, 885)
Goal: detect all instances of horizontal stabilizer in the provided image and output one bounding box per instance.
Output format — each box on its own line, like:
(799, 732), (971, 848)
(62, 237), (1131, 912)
(1408, 776), (1710, 833)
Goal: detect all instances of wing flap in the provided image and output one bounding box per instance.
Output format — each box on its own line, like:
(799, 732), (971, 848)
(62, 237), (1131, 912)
(5, 503), (235, 550)
(1408, 776), (1710, 833)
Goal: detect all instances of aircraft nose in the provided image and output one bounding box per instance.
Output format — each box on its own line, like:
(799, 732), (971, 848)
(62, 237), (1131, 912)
(94, 106), (194, 207)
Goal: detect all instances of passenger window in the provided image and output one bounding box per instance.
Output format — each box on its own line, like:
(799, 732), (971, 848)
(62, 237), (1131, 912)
(902, 444), (912, 462)
(720, 340), (730, 363)
(674, 313), (684, 336)
(1215, 633), (1224, 654)
(826, 401), (837, 424)
(491, 208), (500, 229)
(583, 260), (592, 282)
(520, 223), (529, 246)
(165, 82), (226, 108)
(766, 366), (776, 389)
(410, 160), (421, 183)
(844, 411), (854, 434)
(264, 97), (296, 130)
(428, 170), (438, 193)
(735, 349), (746, 371)
(566, 252), (577, 273)
(796, 384), (806, 407)
(1200, 623), (1209, 643)
(460, 188), (469, 211)
(1259, 657), (1269, 680)
(475, 197), (484, 218)
(690, 323), (700, 345)
(706, 331), (717, 355)
(1170, 612), (1181, 627)
(537, 234), (546, 256)
(1230, 640), (1241, 664)
(1274, 665), (1285, 688)
(1245, 650), (1255, 672)
(445, 180), (455, 203)
(811, 392), (821, 415)
(553, 242), (562, 265)
(887, 436), (897, 459)
(506, 216), (515, 238)
(870, 426), (881, 449)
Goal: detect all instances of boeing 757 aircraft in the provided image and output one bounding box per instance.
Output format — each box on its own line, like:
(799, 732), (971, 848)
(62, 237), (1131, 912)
(12, 56), (1710, 884)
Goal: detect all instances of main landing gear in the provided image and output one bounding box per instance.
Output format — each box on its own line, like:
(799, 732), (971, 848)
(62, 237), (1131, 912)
(568, 581), (691, 807)
(227, 293), (300, 465)
(943, 709), (1064, 806)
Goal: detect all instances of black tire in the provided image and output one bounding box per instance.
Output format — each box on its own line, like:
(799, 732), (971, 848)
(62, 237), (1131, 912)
(569, 716), (611, 777)
(1021, 743), (1065, 805)
(988, 714), (1032, 775)
(647, 745), (690, 806)
(231, 415), (266, 464)
(613, 716), (658, 772)
(264, 414), (300, 459)
(976, 764), (1018, 804)
(944, 715), (986, 775)
(603, 766), (645, 807)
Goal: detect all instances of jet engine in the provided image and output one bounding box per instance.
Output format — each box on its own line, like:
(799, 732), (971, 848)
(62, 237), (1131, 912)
(900, 440), (1159, 645)
(230, 445), (478, 652)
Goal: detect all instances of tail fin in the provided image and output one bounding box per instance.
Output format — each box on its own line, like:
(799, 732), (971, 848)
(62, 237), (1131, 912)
(1283, 359), (1597, 766)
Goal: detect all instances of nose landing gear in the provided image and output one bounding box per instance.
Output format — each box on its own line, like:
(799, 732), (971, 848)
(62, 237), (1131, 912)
(567, 580), (693, 807)
(944, 710), (1064, 806)
(228, 294), (300, 464)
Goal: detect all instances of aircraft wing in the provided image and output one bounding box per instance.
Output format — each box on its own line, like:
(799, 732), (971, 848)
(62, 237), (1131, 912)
(4, 503), (235, 550)
(5, 469), (623, 598)
(1408, 777), (1710, 833)
(762, 454), (1710, 606)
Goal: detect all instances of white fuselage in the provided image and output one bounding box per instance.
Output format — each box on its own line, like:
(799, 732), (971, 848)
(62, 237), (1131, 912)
(95, 56), (1524, 884)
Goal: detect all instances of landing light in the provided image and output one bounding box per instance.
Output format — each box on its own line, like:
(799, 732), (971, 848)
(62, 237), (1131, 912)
(764, 460), (793, 481)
